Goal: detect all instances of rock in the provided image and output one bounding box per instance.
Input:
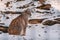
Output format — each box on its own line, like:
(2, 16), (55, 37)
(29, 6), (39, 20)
(54, 18), (60, 21)
(5, 2), (10, 7)
(38, 0), (45, 4)
(28, 19), (45, 24)
(56, 21), (60, 24)
(0, 26), (8, 33)
(42, 20), (57, 26)
(4, 11), (21, 14)
(36, 4), (51, 10)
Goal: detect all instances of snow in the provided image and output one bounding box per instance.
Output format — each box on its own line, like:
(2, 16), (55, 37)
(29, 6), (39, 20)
(0, 0), (60, 40)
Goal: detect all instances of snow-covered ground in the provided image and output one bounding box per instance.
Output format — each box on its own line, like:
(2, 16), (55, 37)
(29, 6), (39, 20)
(0, 0), (60, 40)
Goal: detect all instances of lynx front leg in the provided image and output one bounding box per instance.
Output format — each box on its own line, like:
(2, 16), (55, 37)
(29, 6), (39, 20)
(23, 27), (26, 36)
(20, 27), (26, 36)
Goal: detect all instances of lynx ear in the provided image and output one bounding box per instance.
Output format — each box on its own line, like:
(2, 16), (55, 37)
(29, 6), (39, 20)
(25, 9), (31, 13)
(24, 9), (31, 16)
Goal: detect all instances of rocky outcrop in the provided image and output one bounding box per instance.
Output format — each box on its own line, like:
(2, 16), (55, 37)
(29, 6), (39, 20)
(42, 18), (60, 26)
(28, 19), (45, 24)
(42, 20), (57, 26)
(54, 18), (60, 24)
(0, 26), (8, 33)
(38, 0), (45, 4)
(54, 18), (60, 21)
(36, 4), (51, 10)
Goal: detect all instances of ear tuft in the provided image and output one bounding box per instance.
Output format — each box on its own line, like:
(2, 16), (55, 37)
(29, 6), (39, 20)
(24, 9), (31, 13)
(24, 9), (31, 16)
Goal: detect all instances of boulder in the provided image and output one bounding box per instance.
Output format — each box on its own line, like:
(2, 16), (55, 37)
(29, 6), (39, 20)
(38, 0), (45, 4)
(54, 18), (60, 21)
(0, 26), (8, 33)
(36, 4), (51, 10)
(42, 20), (57, 26)
(29, 19), (45, 24)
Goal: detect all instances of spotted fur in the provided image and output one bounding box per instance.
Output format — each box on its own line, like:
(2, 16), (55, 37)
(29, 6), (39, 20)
(8, 9), (31, 36)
